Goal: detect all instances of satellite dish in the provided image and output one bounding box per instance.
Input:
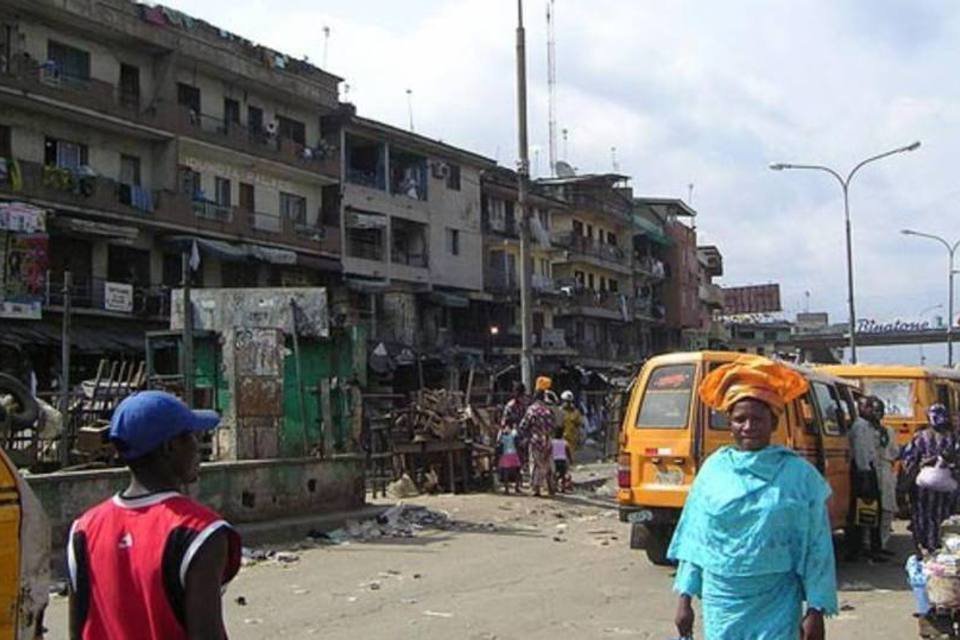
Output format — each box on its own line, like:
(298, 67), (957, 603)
(555, 161), (576, 178)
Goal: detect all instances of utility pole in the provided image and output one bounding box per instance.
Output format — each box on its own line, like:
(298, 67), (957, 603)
(546, 0), (557, 176)
(181, 252), (194, 407)
(59, 271), (71, 467)
(516, 0), (533, 388)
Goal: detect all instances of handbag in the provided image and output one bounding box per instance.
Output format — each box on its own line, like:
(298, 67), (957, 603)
(917, 458), (959, 493)
(854, 498), (879, 527)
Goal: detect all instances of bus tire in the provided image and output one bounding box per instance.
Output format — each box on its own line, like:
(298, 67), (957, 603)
(0, 373), (38, 430)
(645, 524), (673, 566)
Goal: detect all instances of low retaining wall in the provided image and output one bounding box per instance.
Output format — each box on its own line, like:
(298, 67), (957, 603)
(27, 455), (366, 545)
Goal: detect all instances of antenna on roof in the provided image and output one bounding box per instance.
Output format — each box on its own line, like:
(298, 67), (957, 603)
(687, 182), (694, 204)
(546, 0), (558, 176)
(406, 88), (414, 132)
(611, 146), (619, 173)
(561, 127), (569, 161)
(322, 26), (331, 68)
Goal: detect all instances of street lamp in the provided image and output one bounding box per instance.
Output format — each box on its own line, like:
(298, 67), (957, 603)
(901, 229), (960, 367)
(770, 140), (921, 364)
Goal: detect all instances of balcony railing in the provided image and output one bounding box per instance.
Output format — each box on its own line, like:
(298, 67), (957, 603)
(553, 231), (626, 264)
(634, 256), (665, 279)
(699, 283), (724, 308)
(176, 108), (339, 177)
(7, 273), (173, 318)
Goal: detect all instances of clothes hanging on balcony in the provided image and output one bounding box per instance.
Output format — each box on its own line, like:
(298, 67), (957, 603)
(129, 186), (154, 213)
(140, 6), (167, 27)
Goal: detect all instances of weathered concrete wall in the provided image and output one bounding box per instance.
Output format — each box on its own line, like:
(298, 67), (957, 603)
(27, 455), (365, 546)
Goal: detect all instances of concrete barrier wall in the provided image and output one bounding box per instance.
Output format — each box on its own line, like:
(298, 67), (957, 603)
(27, 455), (366, 545)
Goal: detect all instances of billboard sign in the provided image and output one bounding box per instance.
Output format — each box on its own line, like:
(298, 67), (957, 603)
(721, 284), (782, 315)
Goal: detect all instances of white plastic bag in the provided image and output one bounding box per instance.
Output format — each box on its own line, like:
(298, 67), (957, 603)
(917, 458), (958, 493)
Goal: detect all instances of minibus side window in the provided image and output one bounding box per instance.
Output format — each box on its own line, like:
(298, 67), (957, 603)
(812, 382), (845, 436)
(635, 364), (695, 429)
(937, 385), (952, 413)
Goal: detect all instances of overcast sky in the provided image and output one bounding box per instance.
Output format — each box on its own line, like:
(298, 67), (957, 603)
(167, 0), (960, 362)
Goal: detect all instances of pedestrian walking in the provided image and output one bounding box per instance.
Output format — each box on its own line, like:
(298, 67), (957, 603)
(67, 391), (241, 640)
(551, 425), (572, 493)
(902, 403), (960, 553)
(520, 378), (557, 497)
(846, 396), (884, 562)
(502, 382), (530, 480)
(670, 356), (837, 640)
(871, 396), (899, 555)
(496, 423), (522, 494)
(559, 390), (584, 464)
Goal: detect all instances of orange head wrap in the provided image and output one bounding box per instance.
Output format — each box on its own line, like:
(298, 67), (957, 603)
(535, 376), (553, 392)
(698, 355), (809, 416)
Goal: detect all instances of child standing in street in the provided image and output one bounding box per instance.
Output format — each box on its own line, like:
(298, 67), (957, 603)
(497, 424), (522, 494)
(552, 425), (572, 493)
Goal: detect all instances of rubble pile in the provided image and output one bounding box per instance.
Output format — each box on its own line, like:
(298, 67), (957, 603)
(311, 503), (496, 545)
(394, 389), (497, 443)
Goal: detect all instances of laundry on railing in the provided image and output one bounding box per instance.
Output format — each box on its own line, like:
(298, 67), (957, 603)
(0, 158), (23, 192)
(130, 185), (154, 213)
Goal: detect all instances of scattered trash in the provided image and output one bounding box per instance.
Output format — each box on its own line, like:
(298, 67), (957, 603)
(305, 503), (486, 545)
(293, 588), (310, 595)
(423, 610), (454, 618)
(413, 573), (422, 579)
(243, 618), (263, 625)
(274, 551), (300, 564)
(369, 582), (381, 590)
(235, 596), (247, 606)
(401, 598), (419, 605)
(387, 473), (420, 499)
(838, 581), (874, 592)
(49, 581), (68, 597)
(242, 547), (269, 563)
(840, 603), (856, 612)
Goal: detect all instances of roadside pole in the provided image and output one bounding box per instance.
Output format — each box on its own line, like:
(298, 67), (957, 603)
(516, 0), (534, 388)
(181, 252), (194, 407)
(59, 271), (71, 467)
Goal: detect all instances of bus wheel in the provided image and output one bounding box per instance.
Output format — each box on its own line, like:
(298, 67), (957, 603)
(629, 522), (647, 550)
(645, 525), (674, 566)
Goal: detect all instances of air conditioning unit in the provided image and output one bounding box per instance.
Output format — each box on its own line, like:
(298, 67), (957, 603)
(431, 161), (449, 180)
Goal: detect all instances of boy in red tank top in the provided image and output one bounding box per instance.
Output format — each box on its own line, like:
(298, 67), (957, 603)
(67, 391), (242, 640)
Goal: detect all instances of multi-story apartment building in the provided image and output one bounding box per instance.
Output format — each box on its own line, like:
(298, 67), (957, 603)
(696, 245), (726, 348)
(0, 1), (342, 385)
(479, 166), (574, 364)
(539, 173), (641, 368)
(336, 112), (495, 356)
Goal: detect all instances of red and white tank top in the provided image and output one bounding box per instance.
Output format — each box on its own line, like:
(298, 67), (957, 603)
(67, 491), (242, 640)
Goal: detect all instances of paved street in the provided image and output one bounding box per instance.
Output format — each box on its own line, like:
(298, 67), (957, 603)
(45, 476), (920, 639)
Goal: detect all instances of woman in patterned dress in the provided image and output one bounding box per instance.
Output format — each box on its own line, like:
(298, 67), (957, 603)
(519, 387), (557, 497)
(669, 356), (837, 640)
(901, 403), (960, 553)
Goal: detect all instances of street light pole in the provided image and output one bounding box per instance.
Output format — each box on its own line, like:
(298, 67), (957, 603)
(770, 141), (921, 364)
(901, 229), (960, 367)
(515, 0), (534, 388)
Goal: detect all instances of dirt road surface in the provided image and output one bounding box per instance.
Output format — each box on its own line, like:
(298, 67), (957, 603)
(44, 476), (920, 639)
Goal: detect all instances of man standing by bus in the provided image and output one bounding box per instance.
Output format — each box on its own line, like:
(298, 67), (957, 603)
(846, 396), (884, 562)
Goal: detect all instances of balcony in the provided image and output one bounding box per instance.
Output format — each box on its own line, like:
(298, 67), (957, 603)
(634, 297), (666, 322)
(634, 256), (665, 280)
(482, 216), (519, 238)
(484, 266), (559, 298)
(0, 160), (340, 256)
(699, 283), (724, 309)
(176, 109), (340, 178)
(4, 273), (173, 319)
(557, 286), (632, 320)
(553, 231), (629, 271)
(567, 337), (642, 364)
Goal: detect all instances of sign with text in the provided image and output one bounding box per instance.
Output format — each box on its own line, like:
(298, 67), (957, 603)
(104, 282), (134, 313)
(721, 284), (781, 315)
(0, 299), (41, 319)
(856, 318), (944, 334)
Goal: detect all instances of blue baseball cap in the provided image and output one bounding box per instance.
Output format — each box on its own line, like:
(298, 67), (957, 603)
(109, 391), (221, 460)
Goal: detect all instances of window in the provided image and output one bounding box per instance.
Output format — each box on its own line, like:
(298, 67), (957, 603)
(47, 40), (90, 81)
(44, 136), (88, 170)
(862, 379), (914, 418)
(446, 163), (461, 190)
(587, 273), (595, 290)
(280, 192), (307, 225)
(587, 224), (594, 239)
(107, 245), (150, 285)
(446, 228), (460, 256)
(636, 364), (695, 428)
(937, 384), (952, 413)
(320, 184), (340, 226)
(572, 220), (583, 237)
(812, 382), (845, 436)
(0, 125), (10, 158)
(574, 270), (585, 286)
(178, 166), (201, 198)
(224, 98), (240, 128)
(119, 154), (141, 186)
(214, 177), (231, 206)
(345, 134), (386, 190)
(609, 279), (619, 293)
(177, 83), (201, 114)
(119, 64), (140, 107)
(277, 115), (306, 145)
(247, 105), (264, 132)
(538, 209), (549, 231)
(239, 183), (254, 212)
(607, 231), (617, 245)
(599, 276), (606, 291)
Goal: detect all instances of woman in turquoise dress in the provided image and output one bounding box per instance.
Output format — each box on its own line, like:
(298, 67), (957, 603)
(668, 356), (838, 640)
